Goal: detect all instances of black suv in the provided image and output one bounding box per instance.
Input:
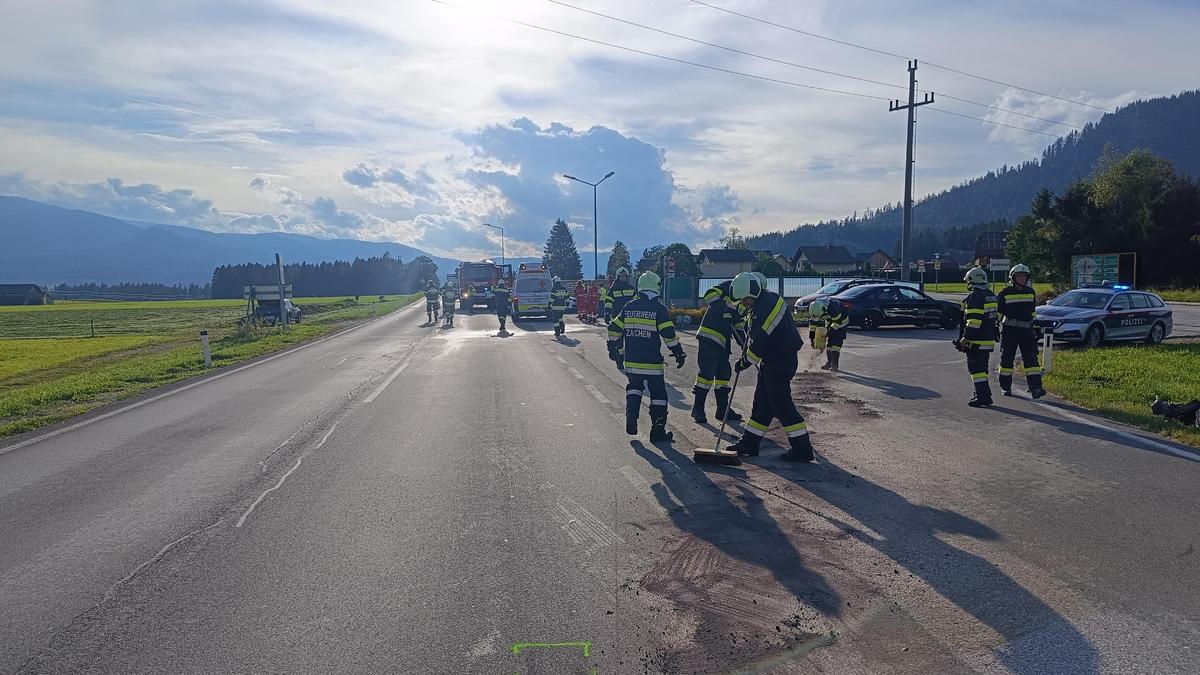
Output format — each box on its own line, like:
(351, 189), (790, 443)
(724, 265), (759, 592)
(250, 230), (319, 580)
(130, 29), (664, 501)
(833, 284), (960, 329)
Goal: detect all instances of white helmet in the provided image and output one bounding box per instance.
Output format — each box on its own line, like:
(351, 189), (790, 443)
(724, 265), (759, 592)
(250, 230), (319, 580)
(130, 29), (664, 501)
(964, 266), (988, 286)
(808, 298), (827, 316)
(552, 276), (561, 285)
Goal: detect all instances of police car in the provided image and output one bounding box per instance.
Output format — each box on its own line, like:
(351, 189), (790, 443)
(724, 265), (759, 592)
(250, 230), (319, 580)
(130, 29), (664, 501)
(1035, 284), (1172, 348)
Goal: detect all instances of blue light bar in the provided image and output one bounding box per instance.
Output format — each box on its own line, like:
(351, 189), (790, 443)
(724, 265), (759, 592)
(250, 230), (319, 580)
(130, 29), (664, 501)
(1112, 285), (1131, 290)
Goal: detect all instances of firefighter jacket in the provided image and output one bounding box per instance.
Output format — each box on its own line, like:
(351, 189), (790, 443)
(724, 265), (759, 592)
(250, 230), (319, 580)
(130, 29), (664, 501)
(698, 280), (747, 350)
(996, 284), (1037, 328)
(424, 289), (440, 306)
(960, 286), (999, 349)
(607, 291), (682, 375)
(743, 290), (802, 366)
(492, 287), (511, 313)
(606, 278), (636, 316)
(441, 287), (457, 309)
(809, 299), (849, 343)
(549, 285), (570, 311)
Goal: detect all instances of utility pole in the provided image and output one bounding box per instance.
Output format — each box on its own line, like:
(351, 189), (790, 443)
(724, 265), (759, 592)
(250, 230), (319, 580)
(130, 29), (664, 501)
(889, 60), (934, 282)
(276, 253), (288, 330)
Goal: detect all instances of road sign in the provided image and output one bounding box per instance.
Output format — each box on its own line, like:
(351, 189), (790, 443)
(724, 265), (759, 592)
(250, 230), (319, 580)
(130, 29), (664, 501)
(1071, 254), (1116, 286)
(933, 259), (941, 270)
(988, 257), (1011, 272)
(665, 255), (676, 278)
(243, 284), (293, 299)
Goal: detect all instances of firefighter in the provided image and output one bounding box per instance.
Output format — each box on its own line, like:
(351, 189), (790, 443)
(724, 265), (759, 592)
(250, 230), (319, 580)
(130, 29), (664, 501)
(493, 279), (512, 333)
(605, 268), (636, 322)
(726, 272), (816, 462)
(690, 278), (747, 425)
(808, 298), (849, 372)
(954, 266), (999, 407)
(599, 274), (614, 321)
(549, 276), (570, 338)
(440, 281), (457, 328)
(607, 271), (686, 442)
(996, 263), (1045, 398)
(424, 281), (440, 324)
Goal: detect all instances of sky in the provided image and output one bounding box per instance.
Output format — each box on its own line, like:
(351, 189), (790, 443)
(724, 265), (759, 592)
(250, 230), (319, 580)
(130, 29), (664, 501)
(1, 0), (1197, 264)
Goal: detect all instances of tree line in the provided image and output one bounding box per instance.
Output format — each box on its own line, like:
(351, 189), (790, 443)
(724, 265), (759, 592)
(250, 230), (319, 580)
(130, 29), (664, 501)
(210, 253), (439, 299)
(1007, 149), (1200, 288)
(52, 281), (211, 299)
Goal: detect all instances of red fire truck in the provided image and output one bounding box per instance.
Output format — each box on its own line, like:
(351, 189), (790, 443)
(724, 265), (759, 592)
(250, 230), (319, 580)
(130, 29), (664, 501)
(457, 260), (513, 312)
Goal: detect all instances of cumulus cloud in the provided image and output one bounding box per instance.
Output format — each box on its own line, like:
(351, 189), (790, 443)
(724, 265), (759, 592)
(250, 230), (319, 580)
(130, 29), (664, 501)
(982, 88), (1145, 153)
(0, 172), (223, 226)
(246, 175), (426, 243)
(341, 162), (436, 207)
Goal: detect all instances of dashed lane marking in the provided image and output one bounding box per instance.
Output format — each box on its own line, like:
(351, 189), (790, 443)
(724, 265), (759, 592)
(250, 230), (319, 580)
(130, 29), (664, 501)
(568, 367), (585, 380)
(584, 384), (610, 404)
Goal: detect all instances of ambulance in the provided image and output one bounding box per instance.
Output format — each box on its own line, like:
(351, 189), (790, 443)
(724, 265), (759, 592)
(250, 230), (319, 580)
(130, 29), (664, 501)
(511, 263), (553, 319)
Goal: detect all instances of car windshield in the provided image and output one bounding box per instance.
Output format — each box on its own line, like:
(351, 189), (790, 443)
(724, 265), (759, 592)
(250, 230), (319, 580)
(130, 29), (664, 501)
(816, 282), (845, 294)
(515, 277), (548, 293)
(1048, 291), (1111, 309)
(839, 285), (883, 298)
(461, 266), (494, 282)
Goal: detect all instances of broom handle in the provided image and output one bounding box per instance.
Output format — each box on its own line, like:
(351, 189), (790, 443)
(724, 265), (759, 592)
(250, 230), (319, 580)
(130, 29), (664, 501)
(713, 330), (750, 454)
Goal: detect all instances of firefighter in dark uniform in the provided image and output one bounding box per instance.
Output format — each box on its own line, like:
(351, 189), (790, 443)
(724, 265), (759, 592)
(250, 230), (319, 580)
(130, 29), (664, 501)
(996, 263), (1045, 398)
(607, 272), (686, 442)
(604, 268), (635, 323)
(440, 281), (457, 328)
(808, 298), (849, 372)
(726, 272), (816, 462)
(549, 276), (570, 338)
(690, 279), (747, 425)
(424, 281), (440, 324)
(599, 274), (614, 321)
(954, 266), (999, 407)
(492, 279), (512, 333)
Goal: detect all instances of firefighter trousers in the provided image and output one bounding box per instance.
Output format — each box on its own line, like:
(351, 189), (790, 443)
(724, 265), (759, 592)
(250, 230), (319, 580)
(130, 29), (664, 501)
(626, 373), (668, 426)
(998, 326), (1042, 392)
(740, 353), (807, 450)
(967, 347), (992, 401)
(694, 338), (732, 391)
(825, 326), (846, 368)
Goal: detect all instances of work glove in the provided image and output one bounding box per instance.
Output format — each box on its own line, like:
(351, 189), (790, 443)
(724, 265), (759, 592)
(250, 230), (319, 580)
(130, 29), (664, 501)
(607, 342), (620, 362)
(671, 346), (686, 369)
(735, 356), (753, 373)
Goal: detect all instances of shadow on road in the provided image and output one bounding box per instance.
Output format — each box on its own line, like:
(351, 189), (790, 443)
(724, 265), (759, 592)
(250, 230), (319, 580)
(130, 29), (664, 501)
(837, 372), (942, 400)
(630, 440), (843, 618)
(763, 457), (1099, 674)
(849, 327), (957, 341)
(555, 336), (581, 347)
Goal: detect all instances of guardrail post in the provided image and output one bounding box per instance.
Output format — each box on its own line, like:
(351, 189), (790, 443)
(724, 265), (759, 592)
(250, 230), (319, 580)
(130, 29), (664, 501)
(1042, 331), (1053, 374)
(200, 330), (212, 368)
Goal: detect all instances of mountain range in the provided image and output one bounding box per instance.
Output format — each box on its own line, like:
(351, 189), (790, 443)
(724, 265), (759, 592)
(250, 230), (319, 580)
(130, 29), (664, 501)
(0, 197), (461, 285)
(747, 89), (1200, 256)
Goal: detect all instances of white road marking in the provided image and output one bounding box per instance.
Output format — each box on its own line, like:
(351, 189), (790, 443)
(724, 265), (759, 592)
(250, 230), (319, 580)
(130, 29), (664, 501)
(0, 301), (423, 457)
(568, 367), (585, 380)
(363, 359), (410, 403)
(237, 421), (340, 528)
(1037, 402), (1200, 461)
(555, 355), (567, 364)
(584, 384), (610, 404)
(333, 357), (348, 367)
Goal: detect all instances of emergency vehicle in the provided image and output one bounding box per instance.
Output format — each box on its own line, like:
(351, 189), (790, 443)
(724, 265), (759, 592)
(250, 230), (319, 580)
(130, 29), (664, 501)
(457, 260), (513, 312)
(512, 263), (553, 319)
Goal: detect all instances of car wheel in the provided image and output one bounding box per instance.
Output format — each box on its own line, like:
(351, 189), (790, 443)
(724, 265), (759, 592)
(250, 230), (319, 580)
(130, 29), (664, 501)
(1084, 324), (1104, 349)
(860, 311), (882, 330)
(940, 311), (960, 330)
(1146, 322), (1165, 345)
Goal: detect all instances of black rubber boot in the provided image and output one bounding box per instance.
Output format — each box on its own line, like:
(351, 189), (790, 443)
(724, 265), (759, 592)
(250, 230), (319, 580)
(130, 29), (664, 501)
(626, 418), (638, 435)
(829, 351), (840, 373)
(499, 318), (506, 331)
(779, 433), (816, 462)
(691, 387), (708, 424)
(626, 392), (640, 435)
(713, 387), (741, 423)
(727, 435), (761, 457)
(968, 380), (993, 407)
(649, 420), (673, 443)
(819, 357), (832, 370)
(1029, 374), (1046, 399)
(999, 374), (1013, 395)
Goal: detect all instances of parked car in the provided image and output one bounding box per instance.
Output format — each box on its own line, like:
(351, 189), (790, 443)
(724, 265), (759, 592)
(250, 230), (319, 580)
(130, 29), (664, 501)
(255, 298), (302, 325)
(793, 279), (895, 320)
(1035, 286), (1172, 347)
(833, 284), (961, 329)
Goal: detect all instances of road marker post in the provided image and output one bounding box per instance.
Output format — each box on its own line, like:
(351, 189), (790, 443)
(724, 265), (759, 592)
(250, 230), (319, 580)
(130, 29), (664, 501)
(1042, 330), (1053, 373)
(200, 330), (212, 368)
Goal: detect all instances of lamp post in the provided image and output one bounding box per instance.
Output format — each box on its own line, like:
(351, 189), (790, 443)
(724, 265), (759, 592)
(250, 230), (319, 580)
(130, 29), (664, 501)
(484, 223), (504, 267)
(563, 171), (615, 279)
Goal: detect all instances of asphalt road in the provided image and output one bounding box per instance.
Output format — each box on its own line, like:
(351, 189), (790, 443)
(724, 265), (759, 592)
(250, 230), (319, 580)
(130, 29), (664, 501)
(2, 302), (1198, 673)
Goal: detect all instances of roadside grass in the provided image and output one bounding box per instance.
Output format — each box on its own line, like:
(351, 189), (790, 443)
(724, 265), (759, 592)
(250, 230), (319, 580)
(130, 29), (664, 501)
(1045, 341), (1200, 447)
(0, 294), (420, 438)
(922, 281), (1052, 294)
(1149, 288), (1200, 303)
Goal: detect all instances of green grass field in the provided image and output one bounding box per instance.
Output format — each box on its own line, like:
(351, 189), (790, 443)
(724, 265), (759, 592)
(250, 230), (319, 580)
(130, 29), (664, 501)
(922, 281), (1052, 294)
(1148, 288), (1200, 303)
(1046, 342), (1200, 447)
(0, 294), (421, 437)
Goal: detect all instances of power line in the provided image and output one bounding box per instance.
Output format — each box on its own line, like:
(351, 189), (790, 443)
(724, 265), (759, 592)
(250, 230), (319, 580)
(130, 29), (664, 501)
(434, 1), (1197, 155)
(689, 0), (1200, 134)
(544, 0), (1200, 152)
(431, 0), (889, 101)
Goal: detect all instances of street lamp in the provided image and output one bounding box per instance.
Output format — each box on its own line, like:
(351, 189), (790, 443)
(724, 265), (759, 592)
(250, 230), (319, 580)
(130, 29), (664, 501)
(484, 223), (504, 267)
(563, 171), (615, 279)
